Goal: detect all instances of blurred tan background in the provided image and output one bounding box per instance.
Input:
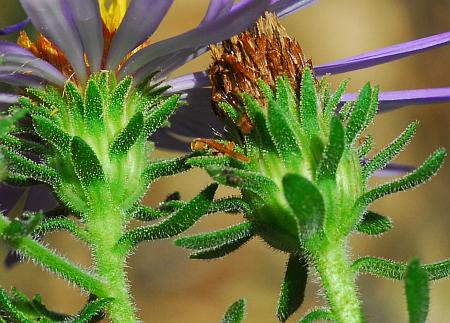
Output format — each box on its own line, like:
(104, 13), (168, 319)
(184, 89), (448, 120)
(1, 1), (449, 322)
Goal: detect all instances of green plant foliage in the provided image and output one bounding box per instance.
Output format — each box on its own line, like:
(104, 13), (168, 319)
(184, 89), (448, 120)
(405, 258), (429, 323)
(277, 255), (308, 322)
(109, 111), (144, 157)
(71, 136), (105, 187)
(222, 299), (246, 323)
(355, 211), (392, 235)
(300, 309), (334, 322)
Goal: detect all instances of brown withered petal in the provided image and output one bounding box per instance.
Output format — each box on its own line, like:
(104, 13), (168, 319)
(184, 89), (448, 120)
(208, 11), (310, 113)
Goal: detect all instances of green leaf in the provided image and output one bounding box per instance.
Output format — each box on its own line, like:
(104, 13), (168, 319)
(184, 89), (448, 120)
(242, 93), (274, 150)
(277, 255), (308, 322)
(109, 112), (144, 157)
(208, 197), (252, 215)
(130, 205), (168, 221)
(222, 299), (246, 323)
(300, 309), (334, 322)
(187, 155), (234, 168)
(189, 236), (252, 259)
(84, 79), (104, 125)
(282, 174), (325, 238)
(32, 115), (72, 153)
(175, 222), (254, 250)
(405, 258), (429, 323)
(1, 148), (59, 185)
(352, 257), (450, 281)
(324, 79), (349, 120)
(345, 82), (372, 146)
(0, 288), (31, 323)
(317, 116), (345, 181)
(34, 218), (86, 242)
(299, 68), (319, 136)
(70, 136), (105, 187)
(355, 211), (392, 235)
(218, 101), (240, 124)
(144, 94), (180, 136)
(143, 157), (190, 183)
(67, 298), (113, 323)
(64, 82), (85, 118)
(359, 148), (446, 206)
(109, 76), (132, 118)
(117, 184), (218, 252)
(357, 135), (374, 158)
(207, 166), (277, 198)
(267, 97), (302, 169)
(363, 121), (418, 179)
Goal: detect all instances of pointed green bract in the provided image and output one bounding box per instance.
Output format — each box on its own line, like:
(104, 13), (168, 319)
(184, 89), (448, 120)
(277, 255), (308, 322)
(222, 299), (246, 323)
(360, 148), (446, 206)
(282, 174), (325, 238)
(32, 115), (72, 154)
(300, 68), (319, 136)
(243, 93), (273, 147)
(405, 258), (429, 323)
(324, 79), (349, 120)
(345, 82), (372, 146)
(355, 211), (392, 235)
(189, 235), (253, 259)
(300, 309), (334, 322)
(357, 135), (374, 158)
(110, 112), (144, 156)
(144, 94), (180, 136)
(70, 136), (105, 187)
(317, 116), (345, 181)
(64, 81), (84, 118)
(363, 121), (418, 179)
(109, 76), (132, 118)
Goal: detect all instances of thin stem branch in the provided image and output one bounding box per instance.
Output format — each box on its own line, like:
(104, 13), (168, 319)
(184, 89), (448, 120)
(0, 214), (107, 297)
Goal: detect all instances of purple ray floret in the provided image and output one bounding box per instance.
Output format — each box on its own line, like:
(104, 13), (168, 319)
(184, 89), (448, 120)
(315, 31), (450, 75)
(0, 18), (30, 36)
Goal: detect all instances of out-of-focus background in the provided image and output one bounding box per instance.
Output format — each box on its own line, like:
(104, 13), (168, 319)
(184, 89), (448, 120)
(0, 1), (449, 322)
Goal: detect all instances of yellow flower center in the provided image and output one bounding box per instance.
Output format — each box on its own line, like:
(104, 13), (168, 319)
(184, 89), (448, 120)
(99, 0), (128, 32)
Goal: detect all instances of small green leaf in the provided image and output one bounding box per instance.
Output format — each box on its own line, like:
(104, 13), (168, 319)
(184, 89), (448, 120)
(207, 166), (277, 199)
(32, 115), (72, 153)
(359, 148), (446, 206)
(300, 309), (334, 322)
(277, 254), (308, 322)
(242, 93), (274, 150)
(143, 157), (190, 183)
(355, 211), (392, 235)
(352, 257), (450, 281)
(222, 299), (246, 323)
(70, 136), (105, 187)
(84, 79), (104, 125)
(282, 174), (325, 238)
(363, 121), (418, 179)
(218, 101), (240, 124)
(299, 68), (319, 136)
(144, 94), (180, 136)
(64, 82), (85, 118)
(34, 218), (86, 241)
(189, 236), (252, 259)
(0, 288), (31, 323)
(208, 197), (252, 215)
(118, 184), (218, 252)
(267, 98), (302, 169)
(405, 258), (429, 323)
(317, 116), (345, 181)
(357, 135), (374, 158)
(175, 222), (254, 250)
(67, 298), (113, 323)
(324, 79), (349, 120)
(345, 82), (372, 146)
(109, 112), (144, 157)
(130, 205), (168, 221)
(109, 76), (132, 118)
(1, 148), (59, 185)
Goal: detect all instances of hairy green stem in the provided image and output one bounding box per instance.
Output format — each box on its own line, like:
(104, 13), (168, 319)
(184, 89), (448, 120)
(85, 189), (137, 323)
(0, 215), (106, 296)
(308, 238), (364, 323)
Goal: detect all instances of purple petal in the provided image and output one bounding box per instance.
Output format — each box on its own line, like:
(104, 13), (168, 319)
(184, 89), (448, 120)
(373, 163), (415, 177)
(315, 31), (450, 75)
(119, 0), (270, 79)
(0, 40), (35, 56)
(19, 0), (88, 83)
(165, 71), (210, 93)
(0, 54), (67, 86)
(0, 93), (19, 104)
(0, 18), (31, 36)
(106, 0), (174, 71)
(341, 88), (450, 112)
(66, 0), (104, 72)
(202, 0), (234, 23)
(0, 74), (44, 88)
(268, 0), (317, 18)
